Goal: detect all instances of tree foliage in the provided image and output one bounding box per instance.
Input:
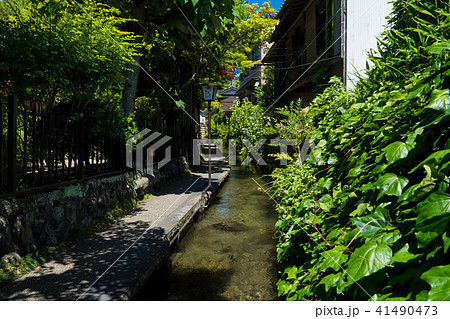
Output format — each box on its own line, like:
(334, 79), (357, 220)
(133, 0), (277, 91)
(0, 0), (137, 101)
(229, 99), (268, 159)
(0, 0), (139, 176)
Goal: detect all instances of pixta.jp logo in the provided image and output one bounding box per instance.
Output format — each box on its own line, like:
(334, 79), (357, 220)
(126, 129), (172, 174)
(193, 139), (316, 165)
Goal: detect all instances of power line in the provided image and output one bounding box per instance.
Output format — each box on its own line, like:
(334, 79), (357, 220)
(252, 0), (380, 125)
(257, 55), (340, 71)
(175, 3), (223, 70)
(278, 2), (344, 88)
(72, 0), (199, 125)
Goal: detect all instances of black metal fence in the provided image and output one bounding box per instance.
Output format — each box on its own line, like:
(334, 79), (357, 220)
(0, 95), (125, 196)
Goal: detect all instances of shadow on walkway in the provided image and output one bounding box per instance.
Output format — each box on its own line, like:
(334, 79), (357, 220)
(1, 223), (167, 300)
(0, 160), (230, 301)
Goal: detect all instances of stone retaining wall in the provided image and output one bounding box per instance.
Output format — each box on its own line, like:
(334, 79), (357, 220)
(0, 157), (189, 263)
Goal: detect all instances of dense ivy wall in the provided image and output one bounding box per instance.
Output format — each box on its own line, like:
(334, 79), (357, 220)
(271, 0), (450, 301)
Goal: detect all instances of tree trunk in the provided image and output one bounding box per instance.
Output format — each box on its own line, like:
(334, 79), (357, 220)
(121, 0), (146, 117)
(121, 53), (141, 117)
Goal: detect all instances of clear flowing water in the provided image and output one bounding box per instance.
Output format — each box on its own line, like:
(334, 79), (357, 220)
(136, 165), (279, 301)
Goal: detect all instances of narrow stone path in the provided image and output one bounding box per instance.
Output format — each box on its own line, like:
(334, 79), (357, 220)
(0, 159), (229, 301)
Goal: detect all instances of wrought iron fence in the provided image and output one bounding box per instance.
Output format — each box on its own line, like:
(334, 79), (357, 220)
(0, 95), (126, 196)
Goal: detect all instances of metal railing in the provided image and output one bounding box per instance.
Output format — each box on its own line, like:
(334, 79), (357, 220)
(0, 95), (125, 196)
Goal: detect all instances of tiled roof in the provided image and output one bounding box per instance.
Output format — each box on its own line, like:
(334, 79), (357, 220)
(219, 87), (238, 96)
(272, 0), (309, 42)
(218, 96), (238, 112)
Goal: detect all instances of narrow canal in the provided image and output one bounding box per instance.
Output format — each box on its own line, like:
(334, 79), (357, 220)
(135, 165), (279, 301)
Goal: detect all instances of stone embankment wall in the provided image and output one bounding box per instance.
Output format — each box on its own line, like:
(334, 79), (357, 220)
(0, 158), (189, 264)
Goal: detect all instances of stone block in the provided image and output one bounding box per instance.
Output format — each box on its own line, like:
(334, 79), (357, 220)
(0, 252), (21, 265)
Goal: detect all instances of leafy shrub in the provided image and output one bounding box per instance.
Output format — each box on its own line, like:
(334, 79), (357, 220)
(229, 98), (276, 160)
(275, 99), (309, 144)
(208, 100), (229, 140)
(133, 96), (161, 131)
(272, 0), (450, 301)
(256, 65), (275, 112)
(210, 119), (229, 140)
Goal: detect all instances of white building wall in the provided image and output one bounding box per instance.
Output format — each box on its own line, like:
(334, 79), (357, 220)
(346, 0), (393, 88)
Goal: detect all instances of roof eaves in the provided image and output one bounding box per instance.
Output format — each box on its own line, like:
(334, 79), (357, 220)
(275, 0), (293, 20)
(271, 0), (310, 42)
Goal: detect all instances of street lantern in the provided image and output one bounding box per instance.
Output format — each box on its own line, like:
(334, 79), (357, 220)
(202, 83), (220, 101)
(201, 83), (220, 192)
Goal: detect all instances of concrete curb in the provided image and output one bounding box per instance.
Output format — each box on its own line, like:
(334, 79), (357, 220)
(77, 164), (230, 301)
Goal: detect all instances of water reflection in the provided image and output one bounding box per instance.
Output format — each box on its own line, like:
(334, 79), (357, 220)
(136, 166), (279, 301)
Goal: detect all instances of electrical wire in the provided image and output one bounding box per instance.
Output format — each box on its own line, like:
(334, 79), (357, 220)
(111, 0), (228, 81)
(278, 2), (344, 88)
(252, 0), (380, 126)
(175, 3), (223, 70)
(258, 55), (340, 71)
(71, 0), (200, 125)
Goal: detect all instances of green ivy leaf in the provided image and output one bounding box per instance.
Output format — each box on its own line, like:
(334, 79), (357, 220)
(410, 150), (450, 174)
(415, 290), (430, 301)
(420, 265), (450, 301)
(416, 231), (440, 248)
(346, 241), (392, 285)
(391, 244), (421, 264)
(350, 203), (373, 217)
(347, 167), (365, 178)
(372, 229), (402, 246)
(415, 192), (450, 233)
(420, 165), (439, 190)
(398, 184), (421, 204)
(426, 246), (441, 261)
(295, 285), (312, 300)
(276, 279), (291, 296)
(317, 194), (332, 212)
(286, 266), (298, 280)
(375, 173), (409, 198)
(383, 141), (412, 165)
(318, 273), (343, 292)
(443, 232), (450, 254)
(320, 245), (348, 272)
(351, 210), (390, 239)
(405, 127), (424, 147)
(175, 100), (186, 109)
(426, 89), (450, 115)
(327, 153), (338, 165)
